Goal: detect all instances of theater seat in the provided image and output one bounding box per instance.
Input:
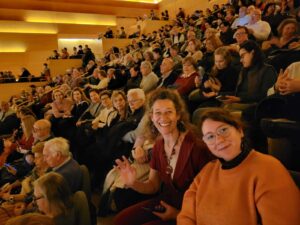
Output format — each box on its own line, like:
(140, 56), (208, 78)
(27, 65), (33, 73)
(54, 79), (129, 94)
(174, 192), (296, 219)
(261, 118), (300, 171)
(73, 191), (91, 225)
(80, 164), (91, 201)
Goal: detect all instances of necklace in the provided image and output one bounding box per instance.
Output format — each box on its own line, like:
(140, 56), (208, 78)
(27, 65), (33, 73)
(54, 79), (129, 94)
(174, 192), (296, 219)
(164, 131), (180, 175)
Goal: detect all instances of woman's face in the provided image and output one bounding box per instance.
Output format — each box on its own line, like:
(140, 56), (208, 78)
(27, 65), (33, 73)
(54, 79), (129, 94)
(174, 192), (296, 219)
(267, 5), (275, 15)
(72, 90), (82, 103)
(182, 60), (196, 74)
(34, 153), (48, 169)
(205, 40), (214, 52)
(113, 94), (126, 112)
(54, 91), (64, 102)
(187, 41), (196, 52)
(130, 68), (138, 77)
(72, 69), (80, 78)
(282, 23), (296, 38)
(205, 29), (213, 38)
(214, 54), (227, 70)
(33, 185), (49, 215)
(144, 53), (151, 61)
(151, 99), (180, 137)
(170, 48), (178, 57)
(202, 119), (243, 161)
(239, 48), (254, 68)
(89, 91), (100, 103)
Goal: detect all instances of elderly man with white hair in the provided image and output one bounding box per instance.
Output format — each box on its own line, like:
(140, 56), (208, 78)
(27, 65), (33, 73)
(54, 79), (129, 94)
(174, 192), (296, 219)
(246, 8), (271, 41)
(43, 137), (82, 193)
(139, 61), (159, 94)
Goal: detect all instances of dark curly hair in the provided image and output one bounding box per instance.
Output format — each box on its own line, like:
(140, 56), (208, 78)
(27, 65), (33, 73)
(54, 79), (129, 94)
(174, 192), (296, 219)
(145, 88), (192, 141)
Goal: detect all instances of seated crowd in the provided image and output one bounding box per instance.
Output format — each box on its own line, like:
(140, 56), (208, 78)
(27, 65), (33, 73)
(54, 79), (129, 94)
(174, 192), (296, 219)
(0, 1), (300, 225)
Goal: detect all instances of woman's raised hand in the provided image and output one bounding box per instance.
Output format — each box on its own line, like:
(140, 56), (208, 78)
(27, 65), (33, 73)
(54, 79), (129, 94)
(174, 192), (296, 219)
(115, 156), (137, 187)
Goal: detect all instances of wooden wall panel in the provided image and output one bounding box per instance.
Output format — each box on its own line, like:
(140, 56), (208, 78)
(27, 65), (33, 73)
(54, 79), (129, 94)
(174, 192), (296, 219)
(158, 0), (228, 19)
(0, 33), (57, 51)
(0, 51), (53, 77)
(48, 59), (82, 78)
(0, 81), (47, 101)
(0, 1), (158, 18)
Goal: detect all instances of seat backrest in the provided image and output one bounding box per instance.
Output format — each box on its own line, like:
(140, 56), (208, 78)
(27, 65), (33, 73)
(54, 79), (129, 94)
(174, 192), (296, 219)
(290, 170), (300, 188)
(73, 191), (91, 225)
(80, 164), (91, 201)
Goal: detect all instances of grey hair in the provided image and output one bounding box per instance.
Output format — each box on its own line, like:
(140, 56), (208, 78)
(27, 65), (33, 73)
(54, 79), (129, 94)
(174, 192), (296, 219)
(127, 88), (146, 102)
(141, 61), (153, 71)
(44, 137), (70, 157)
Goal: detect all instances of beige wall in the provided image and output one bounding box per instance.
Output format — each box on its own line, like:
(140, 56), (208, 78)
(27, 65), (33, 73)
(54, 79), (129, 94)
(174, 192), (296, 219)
(0, 33), (58, 76)
(158, 0), (228, 19)
(48, 59), (82, 77)
(0, 0), (157, 18)
(0, 81), (47, 101)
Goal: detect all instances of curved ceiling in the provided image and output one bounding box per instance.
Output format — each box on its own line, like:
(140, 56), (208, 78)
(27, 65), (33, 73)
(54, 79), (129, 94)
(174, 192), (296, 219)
(0, 0), (159, 18)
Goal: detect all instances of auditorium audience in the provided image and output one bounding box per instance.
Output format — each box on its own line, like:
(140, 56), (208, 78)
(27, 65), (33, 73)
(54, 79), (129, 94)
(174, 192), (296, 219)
(139, 61), (159, 94)
(1, 2), (300, 223)
(0, 101), (19, 136)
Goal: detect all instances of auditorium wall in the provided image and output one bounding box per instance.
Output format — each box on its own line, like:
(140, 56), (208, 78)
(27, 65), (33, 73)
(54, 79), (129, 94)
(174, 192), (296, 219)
(158, 0), (228, 19)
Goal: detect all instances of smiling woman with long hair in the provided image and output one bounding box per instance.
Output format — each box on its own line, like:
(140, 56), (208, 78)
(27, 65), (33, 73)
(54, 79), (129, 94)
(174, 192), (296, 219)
(113, 88), (212, 225)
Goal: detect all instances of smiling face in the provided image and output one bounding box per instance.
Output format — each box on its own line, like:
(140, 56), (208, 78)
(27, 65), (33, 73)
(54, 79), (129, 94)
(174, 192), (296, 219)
(89, 91), (100, 103)
(151, 99), (180, 137)
(202, 119), (243, 161)
(282, 23), (296, 38)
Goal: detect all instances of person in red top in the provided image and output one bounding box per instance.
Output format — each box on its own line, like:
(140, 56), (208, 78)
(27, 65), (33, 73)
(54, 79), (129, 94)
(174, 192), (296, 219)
(174, 57), (199, 97)
(113, 88), (212, 225)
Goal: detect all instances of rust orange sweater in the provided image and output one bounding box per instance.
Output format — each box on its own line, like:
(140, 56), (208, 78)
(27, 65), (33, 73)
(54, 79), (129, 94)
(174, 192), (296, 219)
(177, 150), (300, 225)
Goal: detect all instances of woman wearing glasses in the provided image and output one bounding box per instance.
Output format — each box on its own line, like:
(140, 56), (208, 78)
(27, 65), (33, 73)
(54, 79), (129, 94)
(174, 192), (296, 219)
(113, 88), (212, 225)
(33, 172), (90, 225)
(178, 108), (300, 225)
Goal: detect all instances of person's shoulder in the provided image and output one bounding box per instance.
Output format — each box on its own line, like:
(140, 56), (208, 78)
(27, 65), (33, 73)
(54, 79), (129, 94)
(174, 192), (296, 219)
(246, 150), (286, 172)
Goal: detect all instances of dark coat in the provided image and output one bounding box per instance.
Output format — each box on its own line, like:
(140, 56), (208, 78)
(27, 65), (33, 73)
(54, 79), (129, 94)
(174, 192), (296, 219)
(236, 63), (277, 103)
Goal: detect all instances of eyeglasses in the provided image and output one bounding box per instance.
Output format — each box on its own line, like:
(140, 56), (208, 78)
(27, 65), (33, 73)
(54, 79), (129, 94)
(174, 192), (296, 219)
(203, 126), (231, 145)
(128, 99), (141, 104)
(33, 127), (43, 132)
(235, 32), (246, 36)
